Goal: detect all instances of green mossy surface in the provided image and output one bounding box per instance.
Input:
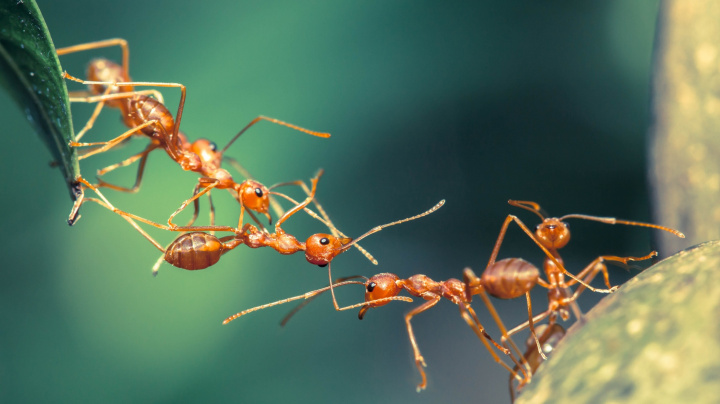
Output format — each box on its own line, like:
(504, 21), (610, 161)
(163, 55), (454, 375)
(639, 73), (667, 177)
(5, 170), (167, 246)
(516, 240), (720, 403)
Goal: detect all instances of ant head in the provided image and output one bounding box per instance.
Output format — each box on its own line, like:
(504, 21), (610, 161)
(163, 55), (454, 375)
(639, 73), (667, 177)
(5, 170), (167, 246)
(535, 218), (571, 250)
(237, 180), (270, 215)
(178, 152), (202, 172)
(304, 234), (353, 266)
(190, 138), (221, 168)
(358, 273), (402, 319)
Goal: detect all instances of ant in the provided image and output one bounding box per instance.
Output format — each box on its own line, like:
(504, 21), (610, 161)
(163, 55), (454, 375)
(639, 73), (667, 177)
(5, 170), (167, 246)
(78, 171), (443, 277)
(477, 200), (685, 358)
(77, 171), (328, 271)
(509, 323), (566, 402)
(57, 39), (330, 226)
(223, 267), (531, 392)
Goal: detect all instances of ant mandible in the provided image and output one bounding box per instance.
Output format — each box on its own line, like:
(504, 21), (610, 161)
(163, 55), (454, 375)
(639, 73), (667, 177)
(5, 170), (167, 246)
(57, 39), (330, 226)
(476, 200), (685, 357)
(223, 267), (530, 392)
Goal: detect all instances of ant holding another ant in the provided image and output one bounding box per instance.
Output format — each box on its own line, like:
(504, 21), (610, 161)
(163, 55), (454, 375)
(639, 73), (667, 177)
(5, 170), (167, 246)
(57, 39), (329, 227)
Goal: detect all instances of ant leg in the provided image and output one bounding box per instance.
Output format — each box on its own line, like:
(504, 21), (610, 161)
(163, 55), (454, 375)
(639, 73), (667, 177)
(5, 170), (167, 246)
(273, 170), (323, 232)
(78, 178), (235, 233)
(72, 177), (165, 252)
(565, 252), (657, 290)
(458, 303), (528, 383)
(56, 38), (130, 78)
(523, 291), (546, 360)
(70, 89), (164, 104)
(72, 84), (112, 142)
(219, 116), (330, 156)
(463, 268), (529, 367)
(222, 155), (255, 181)
(186, 184), (204, 227)
(404, 297), (441, 392)
(96, 144), (156, 193)
(167, 179), (220, 229)
(72, 120), (158, 159)
(474, 289), (533, 376)
(208, 190), (216, 235)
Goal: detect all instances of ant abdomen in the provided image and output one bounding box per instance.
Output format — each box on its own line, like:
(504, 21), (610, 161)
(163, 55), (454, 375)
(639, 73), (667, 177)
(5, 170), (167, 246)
(482, 258), (539, 299)
(124, 95), (175, 137)
(86, 58), (133, 103)
(164, 232), (224, 270)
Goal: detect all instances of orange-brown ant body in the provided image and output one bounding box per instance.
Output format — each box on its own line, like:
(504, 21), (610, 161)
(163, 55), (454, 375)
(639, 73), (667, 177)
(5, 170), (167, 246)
(57, 39), (329, 226)
(480, 200), (685, 357)
(223, 266), (530, 392)
(79, 172), (443, 275)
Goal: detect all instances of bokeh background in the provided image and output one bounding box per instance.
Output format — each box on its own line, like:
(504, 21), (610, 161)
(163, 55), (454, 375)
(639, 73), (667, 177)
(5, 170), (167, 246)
(1, 1), (667, 403)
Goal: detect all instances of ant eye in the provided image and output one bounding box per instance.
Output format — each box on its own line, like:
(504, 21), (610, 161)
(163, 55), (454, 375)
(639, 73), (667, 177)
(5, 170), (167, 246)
(563, 222), (569, 229)
(318, 264), (327, 268)
(209, 141), (217, 151)
(320, 237), (330, 245)
(254, 188), (264, 197)
(367, 282), (376, 292)
(535, 224), (540, 231)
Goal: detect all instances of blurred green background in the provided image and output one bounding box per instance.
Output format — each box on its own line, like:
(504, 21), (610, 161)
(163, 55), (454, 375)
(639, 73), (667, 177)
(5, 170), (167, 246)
(0, 1), (665, 403)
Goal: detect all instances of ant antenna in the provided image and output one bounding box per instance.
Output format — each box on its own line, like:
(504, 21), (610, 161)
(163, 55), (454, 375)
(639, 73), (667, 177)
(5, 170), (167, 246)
(508, 200), (547, 221)
(279, 275), (367, 326)
(557, 214), (686, 238)
(222, 280), (412, 324)
(335, 199), (446, 258)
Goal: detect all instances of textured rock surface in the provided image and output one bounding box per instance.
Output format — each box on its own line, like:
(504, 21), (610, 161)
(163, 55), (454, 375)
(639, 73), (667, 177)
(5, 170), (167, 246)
(516, 240), (720, 404)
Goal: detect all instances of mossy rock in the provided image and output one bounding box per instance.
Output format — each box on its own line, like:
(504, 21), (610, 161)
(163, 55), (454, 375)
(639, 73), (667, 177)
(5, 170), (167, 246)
(516, 240), (720, 404)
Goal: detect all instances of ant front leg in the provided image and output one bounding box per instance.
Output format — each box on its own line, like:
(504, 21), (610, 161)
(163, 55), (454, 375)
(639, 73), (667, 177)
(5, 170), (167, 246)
(72, 119), (159, 160)
(404, 297), (441, 392)
(185, 183), (217, 233)
(95, 143), (158, 193)
(77, 177), (235, 234)
(568, 252), (657, 291)
(56, 38), (130, 77)
(167, 179), (220, 230)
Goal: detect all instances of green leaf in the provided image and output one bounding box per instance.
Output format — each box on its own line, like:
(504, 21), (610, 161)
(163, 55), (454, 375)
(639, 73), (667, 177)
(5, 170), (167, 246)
(0, 0), (80, 202)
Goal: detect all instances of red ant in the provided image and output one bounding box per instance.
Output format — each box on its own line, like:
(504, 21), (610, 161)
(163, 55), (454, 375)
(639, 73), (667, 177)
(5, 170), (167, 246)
(223, 267), (531, 392)
(57, 39), (329, 226)
(78, 171), (443, 276)
(477, 200), (685, 358)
